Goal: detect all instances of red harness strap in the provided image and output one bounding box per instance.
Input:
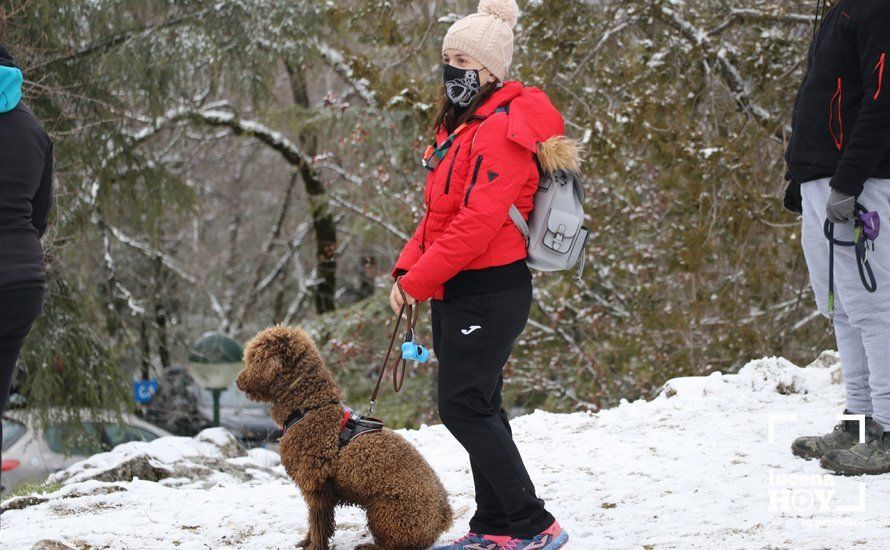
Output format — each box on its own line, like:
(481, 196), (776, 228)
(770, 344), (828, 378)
(339, 408), (352, 432)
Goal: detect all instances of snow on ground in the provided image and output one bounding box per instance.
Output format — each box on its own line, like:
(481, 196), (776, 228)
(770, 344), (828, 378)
(3, 353), (890, 549)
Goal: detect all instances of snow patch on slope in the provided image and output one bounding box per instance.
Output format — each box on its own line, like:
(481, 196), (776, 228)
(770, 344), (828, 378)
(4, 353), (889, 550)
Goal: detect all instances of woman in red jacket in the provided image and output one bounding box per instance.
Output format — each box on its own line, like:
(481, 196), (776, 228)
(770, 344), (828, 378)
(388, 2), (577, 549)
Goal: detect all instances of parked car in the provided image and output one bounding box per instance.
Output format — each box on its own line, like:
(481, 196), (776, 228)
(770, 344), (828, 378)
(1, 408), (173, 496)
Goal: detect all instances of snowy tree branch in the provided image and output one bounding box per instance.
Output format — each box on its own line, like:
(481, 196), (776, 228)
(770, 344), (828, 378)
(656, 5), (786, 133)
(185, 109), (314, 170)
(329, 193), (410, 241)
(99, 220), (226, 323)
(310, 38), (377, 106)
(729, 8), (813, 25)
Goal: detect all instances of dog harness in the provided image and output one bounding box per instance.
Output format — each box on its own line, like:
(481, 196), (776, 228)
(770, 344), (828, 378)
(281, 403), (384, 449)
(336, 406), (385, 448)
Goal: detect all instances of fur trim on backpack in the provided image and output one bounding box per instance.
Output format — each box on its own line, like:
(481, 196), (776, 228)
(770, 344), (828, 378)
(536, 135), (583, 174)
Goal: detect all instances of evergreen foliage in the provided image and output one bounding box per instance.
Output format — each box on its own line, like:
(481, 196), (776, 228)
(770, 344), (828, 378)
(3, 0), (829, 427)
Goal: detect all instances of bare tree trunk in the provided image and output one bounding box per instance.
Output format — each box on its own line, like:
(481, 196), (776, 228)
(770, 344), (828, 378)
(139, 316), (151, 380)
(287, 60), (338, 314)
(272, 260), (290, 322)
(153, 257), (171, 369)
(358, 255), (377, 301)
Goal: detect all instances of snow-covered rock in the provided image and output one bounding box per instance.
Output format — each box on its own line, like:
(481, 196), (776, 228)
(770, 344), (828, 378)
(42, 427), (279, 488)
(3, 355), (888, 549)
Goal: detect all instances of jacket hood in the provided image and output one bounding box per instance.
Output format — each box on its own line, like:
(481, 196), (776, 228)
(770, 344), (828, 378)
(471, 80), (583, 173)
(0, 46), (23, 113)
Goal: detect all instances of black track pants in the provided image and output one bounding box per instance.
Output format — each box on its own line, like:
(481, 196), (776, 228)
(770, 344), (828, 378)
(431, 281), (554, 539)
(0, 287), (45, 414)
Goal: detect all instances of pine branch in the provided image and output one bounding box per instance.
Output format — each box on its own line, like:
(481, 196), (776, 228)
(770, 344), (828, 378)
(567, 15), (639, 81)
(30, 9), (210, 71)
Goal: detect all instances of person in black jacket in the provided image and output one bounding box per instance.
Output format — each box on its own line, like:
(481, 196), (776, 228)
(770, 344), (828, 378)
(785, 0), (890, 475)
(0, 41), (53, 414)
(784, 0), (890, 215)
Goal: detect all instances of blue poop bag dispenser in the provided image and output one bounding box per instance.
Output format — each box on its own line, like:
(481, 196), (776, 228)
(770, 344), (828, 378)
(400, 328), (429, 363)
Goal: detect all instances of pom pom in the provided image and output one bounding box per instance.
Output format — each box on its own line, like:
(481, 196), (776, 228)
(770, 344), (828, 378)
(478, 0), (519, 29)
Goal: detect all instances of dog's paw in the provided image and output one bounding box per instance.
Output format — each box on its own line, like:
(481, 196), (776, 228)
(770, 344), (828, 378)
(353, 544), (382, 550)
(297, 540), (331, 550)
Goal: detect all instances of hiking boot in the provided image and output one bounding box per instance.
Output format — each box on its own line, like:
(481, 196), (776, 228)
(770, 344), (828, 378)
(791, 411), (872, 460)
(503, 520), (568, 550)
(433, 531), (512, 550)
(820, 420), (890, 475)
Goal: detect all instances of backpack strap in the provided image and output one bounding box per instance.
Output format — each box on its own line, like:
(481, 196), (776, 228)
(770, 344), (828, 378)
(509, 204), (530, 245)
(468, 103), (510, 152)
(469, 103), (527, 243)
(493, 104), (527, 244)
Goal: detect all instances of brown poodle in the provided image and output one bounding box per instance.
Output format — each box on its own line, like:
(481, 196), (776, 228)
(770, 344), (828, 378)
(236, 324), (453, 550)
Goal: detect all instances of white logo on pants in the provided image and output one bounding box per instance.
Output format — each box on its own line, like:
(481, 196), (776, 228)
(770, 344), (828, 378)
(461, 325), (482, 335)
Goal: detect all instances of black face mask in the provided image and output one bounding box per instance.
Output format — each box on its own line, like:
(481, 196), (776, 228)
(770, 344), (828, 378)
(443, 63), (482, 107)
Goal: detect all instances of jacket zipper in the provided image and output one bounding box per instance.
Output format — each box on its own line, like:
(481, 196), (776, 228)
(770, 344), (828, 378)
(875, 52), (886, 101)
(444, 144), (461, 195)
(419, 170), (431, 252)
(829, 77), (844, 151)
(421, 143), (463, 252)
(464, 155), (484, 206)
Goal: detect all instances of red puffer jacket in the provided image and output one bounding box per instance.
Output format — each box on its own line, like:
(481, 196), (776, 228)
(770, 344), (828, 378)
(390, 80), (566, 302)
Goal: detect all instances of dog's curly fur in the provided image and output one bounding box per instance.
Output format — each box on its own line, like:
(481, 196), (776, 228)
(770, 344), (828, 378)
(237, 324), (453, 550)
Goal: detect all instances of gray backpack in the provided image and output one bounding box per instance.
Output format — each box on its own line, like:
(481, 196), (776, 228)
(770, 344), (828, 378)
(474, 104), (589, 283)
(508, 168), (589, 282)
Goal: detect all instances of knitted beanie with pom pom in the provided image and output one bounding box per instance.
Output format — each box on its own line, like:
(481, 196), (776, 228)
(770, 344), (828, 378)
(442, 0), (519, 82)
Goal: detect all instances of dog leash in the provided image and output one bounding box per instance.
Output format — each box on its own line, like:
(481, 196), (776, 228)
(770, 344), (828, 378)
(366, 277), (420, 415)
(823, 202), (880, 333)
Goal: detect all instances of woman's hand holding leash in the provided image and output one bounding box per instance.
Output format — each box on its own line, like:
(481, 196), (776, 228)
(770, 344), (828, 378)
(390, 277), (417, 315)
(370, 275), (427, 415)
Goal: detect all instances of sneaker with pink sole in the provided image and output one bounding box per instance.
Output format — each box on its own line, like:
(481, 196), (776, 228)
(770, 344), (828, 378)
(433, 531), (513, 550)
(503, 520), (569, 550)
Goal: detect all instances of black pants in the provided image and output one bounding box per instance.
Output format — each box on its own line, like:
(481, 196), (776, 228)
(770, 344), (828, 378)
(431, 281), (554, 539)
(0, 287), (45, 414)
